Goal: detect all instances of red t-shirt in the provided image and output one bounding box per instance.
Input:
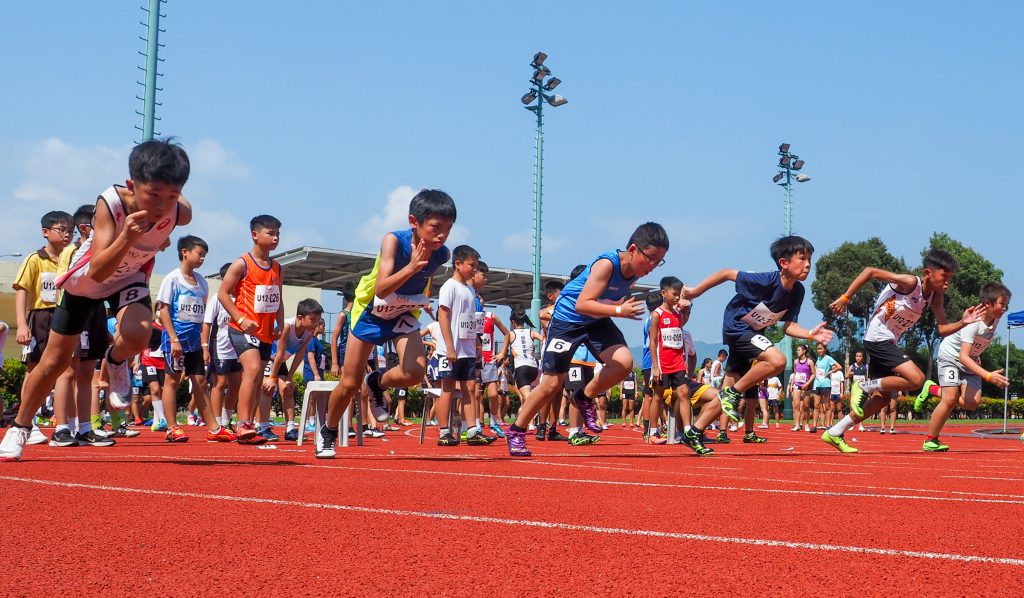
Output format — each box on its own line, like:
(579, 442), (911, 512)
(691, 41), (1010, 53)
(653, 306), (686, 374)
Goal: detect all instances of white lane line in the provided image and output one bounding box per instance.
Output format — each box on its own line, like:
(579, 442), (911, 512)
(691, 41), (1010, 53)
(803, 471), (870, 475)
(942, 475), (1023, 482)
(2, 475), (1022, 567)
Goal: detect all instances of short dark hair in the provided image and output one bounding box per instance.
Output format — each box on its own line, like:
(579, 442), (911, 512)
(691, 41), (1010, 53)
(569, 264), (587, 280)
(452, 244), (479, 263)
(250, 214), (282, 232)
(717, 349), (728, 357)
(645, 292), (662, 312)
(128, 138), (190, 186)
(979, 282), (1011, 306)
(177, 235), (208, 259)
(544, 280), (564, 295)
(410, 189), (457, 223)
(660, 276), (683, 292)
(72, 204), (94, 228)
(770, 235), (815, 267)
(628, 222), (669, 251)
(296, 298), (324, 317)
(923, 249), (959, 273)
(41, 210), (72, 229)
(219, 262), (232, 279)
(476, 261), (489, 274)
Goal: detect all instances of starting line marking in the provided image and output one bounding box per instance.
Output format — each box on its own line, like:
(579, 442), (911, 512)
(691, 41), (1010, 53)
(1, 475), (1022, 568)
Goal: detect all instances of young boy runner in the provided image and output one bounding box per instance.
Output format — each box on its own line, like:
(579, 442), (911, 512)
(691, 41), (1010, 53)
(471, 264), (512, 438)
(156, 235), (234, 443)
(2, 139), (192, 461)
(218, 215), (286, 445)
(304, 319), (328, 383)
(259, 298), (322, 441)
(914, 282), (1011, 451)
(648, 276), (691, 445)
(317, 190), (455, 458)
(821, 249), (985, 453)
(202, 263), (241, 430)
(505, 222), (669, 457)
(684, 236), (834, 446)
(329, 294), (353, 378)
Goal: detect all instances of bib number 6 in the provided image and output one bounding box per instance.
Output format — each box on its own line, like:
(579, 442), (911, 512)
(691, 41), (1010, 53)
(546, 339), (573, 354)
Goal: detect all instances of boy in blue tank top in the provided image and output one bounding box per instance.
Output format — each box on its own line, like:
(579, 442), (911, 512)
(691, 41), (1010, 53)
(317, 190), (455, 458)
(505, 223), (669, 457)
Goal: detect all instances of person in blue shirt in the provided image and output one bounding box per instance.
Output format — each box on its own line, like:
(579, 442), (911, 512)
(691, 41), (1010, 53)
(685, 235), (833, 444)
(640, 292), (661, 438)
(505, 222), (669, 457)
(303, 320), (327, 383)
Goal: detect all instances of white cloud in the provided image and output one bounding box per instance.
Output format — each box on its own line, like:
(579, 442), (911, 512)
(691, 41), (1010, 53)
(190, 139), (250, 178)
(359, 185), (468, 250)
(502, 232), (565, 257)
(4, 137), (127, 207)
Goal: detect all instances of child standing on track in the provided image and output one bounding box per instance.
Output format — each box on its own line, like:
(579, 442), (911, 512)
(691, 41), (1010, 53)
(813, 343), (840, 431)
(915, 282), (1012, 451)
(620, 369), (637, 429)
(202, 263), (241, 430)
(648, 276), (690, 445)
(791, 344), (814, 432)
(685, 236), (833, 446)
(766, 375), (782, 428)
(504, 222), (669, 457)
(218, 215), (286, 445)
(317, 190), (455, 458)
(3, 139), (192, 461)
(821, 249), (984, 453)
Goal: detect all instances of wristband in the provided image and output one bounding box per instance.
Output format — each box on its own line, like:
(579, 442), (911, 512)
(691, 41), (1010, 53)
(840, 294), (850, 302)
(615, 305), (622, 315)
(171, 339), (180, 344)
(237, 316), (246, 324)
(201, 343), (209, 348)
(985, 372), (992, 382)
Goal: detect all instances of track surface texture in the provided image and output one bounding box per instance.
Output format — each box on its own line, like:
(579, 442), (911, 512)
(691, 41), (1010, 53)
(3, 421), (1022, 597)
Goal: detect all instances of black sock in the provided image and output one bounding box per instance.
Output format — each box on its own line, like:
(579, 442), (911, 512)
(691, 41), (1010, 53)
(691, 426), (704, 436)
(510, 424), (525, 433)
(12, 421), (31, 430)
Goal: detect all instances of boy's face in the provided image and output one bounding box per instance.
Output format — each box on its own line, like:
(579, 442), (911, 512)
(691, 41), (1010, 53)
(661, 286), (680, 307)
(627, 244), (667, 278)
(546, 289), (561, 303)
(987, 295), (1008, 321)
(816, 343), (826, 356)
(454, 257), (478, 280)
(297, 313), (323, 330)
(43, 222), (72, 249)
(252, 226), (280, 251)
(128, 180), (182, 220)
(923, 267), (954, 293)
(182, 245), (207, 268)
(410, 215), (455, 251)
(780, 250), (812, 281)
(472, 269), (487, 290)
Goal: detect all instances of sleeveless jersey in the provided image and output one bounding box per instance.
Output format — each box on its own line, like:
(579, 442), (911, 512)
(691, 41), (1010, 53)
(336, 309), (350, 354)
(271, 317), (313, 359)
(481, 312), (496, 363)
(850, 362), (868, 383)
(229, 252), (282, 343)
(57, 185), (176, 298)
(552, 250), (637, 325)
(864, 277), (933, 344)
(653, 306), (686, 374)
(510, 327), (537, 369)
(793, 357), (812, 387)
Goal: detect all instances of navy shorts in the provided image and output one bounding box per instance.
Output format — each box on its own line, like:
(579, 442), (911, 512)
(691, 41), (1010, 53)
(863, 340), (912, 379)
(214, 358), (243, 375)
(438, 356), (478, 382)
(725, 332), (774, 377)
(541, 318), (626, 375)
(165, 350), (205, 376)
(227, 327), (272, 361)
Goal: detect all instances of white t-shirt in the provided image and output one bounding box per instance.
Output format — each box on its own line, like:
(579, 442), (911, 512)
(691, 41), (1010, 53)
(830, 370), (844, 394)
(937, 320), (996, 365)
(437, 278), (478, 359)
(766, 376), (781, 401)
(202, 299), (237, 360)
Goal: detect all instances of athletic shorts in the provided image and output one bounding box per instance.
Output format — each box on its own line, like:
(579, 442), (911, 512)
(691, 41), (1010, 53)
(73, 304), (110, 361)
(513, 365), (538, 388)
(622, 392), (636, 401)
(214, 357), (243, 375)
(22, 308), (55, 364)
(655, 370), (689, 391)
(165, 350), (205, 375)
(830, 393), (841, 402)
(863, 340), (912, 379)
(481, 362), (500, 384)
(351, 310), (420, 345)
(565, 363), (595, 391)
(541, 317), (624, 375)
(438, 356), (477, 382)
(938, 358), (983, 392)
(724, 332), (774, 377)
(51, 282), (151, 336)
(641, 369), (652, 394)
(227, 327), (272, 361)
(141, 364), (166, 387)
(263, 361), (289, 379)
(767, 399), (779, 409)
(814, 387), (831, 398)
(663, 380), (710, 407)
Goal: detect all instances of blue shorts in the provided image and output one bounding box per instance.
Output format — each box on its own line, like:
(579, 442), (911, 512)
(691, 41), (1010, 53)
(351, 311), (420, 345)
(214, 358), (243, 375)
(541, 318), (626, 375)
(437, 356), (478, 382)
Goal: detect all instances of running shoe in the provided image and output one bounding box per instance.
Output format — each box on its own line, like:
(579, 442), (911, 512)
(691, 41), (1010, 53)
(743, 432), (767, 444)
(305, 420), (316, 433)
(466, 433), (492, 446)
(426, 419), (438, 427)
(506, 428), (531, 457)
(316, 425), (338, 458)
(715, 430), (730, 444)
(164, 427), (188, 443)
(0, 427), (31, 461)
(187, 414), (197, 426)
(535, 423), (547, 441)
(915, 380), (937, 413)
(790, 424), (800, 432)
(236, 423), (268, 445)
(756, 424), (769, 429)
(803, 424), (811, 432)
(821, 430), (858, 453)
(569, 389), (602, 433)
(923, 437), (949, 452)
(719, 386), (741, 422)
(207, 426), (237, 443)
(647, 433), (667, 445)
(728, 424), (738, 432)
(28, 425), (49, 445)
(880, 427), (887, 434)
(849, 380), (865, 417)
(682, 429), (714, 456)
(438, 432), (460, 447)
(76, 430), (116, 447)
(49, 428), (79, 447)
(858, 424), (866, 432)
(489, 421), (507, 439)
(112, 424), (140, 438)
(546, 428), (569, 442)
(259, 427), (280, 442)
(105, 356), (133, 410)
(151, 420), (168, 433)
(569, 431), (600, 446)
(364, 371), (390, 422)
(888, 427), (896, 434)
(284, 428), (299, 442)
(366, 428), (385, 439)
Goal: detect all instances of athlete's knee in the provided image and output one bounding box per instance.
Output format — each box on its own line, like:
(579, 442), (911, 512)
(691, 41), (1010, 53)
(904, 369), (925, 388)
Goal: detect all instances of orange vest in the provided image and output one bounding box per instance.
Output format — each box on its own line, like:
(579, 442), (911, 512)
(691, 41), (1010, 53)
(230, 253), (282, 343)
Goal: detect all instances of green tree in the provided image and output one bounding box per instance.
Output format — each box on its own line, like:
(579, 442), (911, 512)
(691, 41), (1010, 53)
(982, 338), (1024, 400)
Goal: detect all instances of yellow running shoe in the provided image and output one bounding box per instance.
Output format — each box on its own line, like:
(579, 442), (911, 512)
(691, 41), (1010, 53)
(821, 430), (858, 453)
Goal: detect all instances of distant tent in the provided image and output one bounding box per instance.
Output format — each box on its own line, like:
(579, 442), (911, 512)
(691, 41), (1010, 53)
(1002, 311), (1024, 431)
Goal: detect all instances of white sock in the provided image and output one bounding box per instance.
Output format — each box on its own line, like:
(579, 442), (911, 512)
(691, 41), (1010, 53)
(215, 415), (224, 426)
(439, 427), (449, 437)
(476, 418), (483, 428)
(152, 399), (164, 422)
(459, 421), (468, 433)
(68, 417), (79, 432)
(224, 409), (233, 425)
(56, 424), (69, 433)
(286, 421), (297, 431)
(828, 415), (855, 437)
(684, 425), (692, 433)
(861, 379), (882, 393)
(569, 427), (581, 436)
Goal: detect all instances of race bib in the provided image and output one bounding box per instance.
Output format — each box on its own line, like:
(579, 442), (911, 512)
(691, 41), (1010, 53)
(545, 338), (573, 354)
(481, 333), (493, 353)
(474, 312), (486, 335)
(437, 356), (452, 375)
(146, 366), (157, 376)
(254, 285), (281, 314)
(749, 334), (773, 352)
(371, 292), (427, 320)
(457, 314), (478, 339)
(170, 355), (184, 372)
(263, 361), (274, 377)
(318, 354), (326, 370)
(623, 380), (635, 390)
(177, 295), (204, 323)
(568, 366), (583, 382)
(80, 331), (90, 350)
(40, 272), (57, 304)
(660, 327), (684, 349)
(740, 302), (787, 331)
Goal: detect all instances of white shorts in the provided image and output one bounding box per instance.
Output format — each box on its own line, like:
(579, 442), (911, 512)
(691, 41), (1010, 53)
(938, 359), (982, 391)
(481, 362), (500, 384)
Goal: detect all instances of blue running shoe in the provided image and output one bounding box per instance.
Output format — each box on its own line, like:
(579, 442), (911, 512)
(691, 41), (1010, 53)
(259, 427), (280, 442)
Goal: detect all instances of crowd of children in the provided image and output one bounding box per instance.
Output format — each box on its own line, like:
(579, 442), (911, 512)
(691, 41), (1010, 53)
(0, 139), (1014, 462)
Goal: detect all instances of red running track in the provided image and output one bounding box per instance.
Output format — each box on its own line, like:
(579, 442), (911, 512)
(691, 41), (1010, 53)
(1, 421), (1022, 596)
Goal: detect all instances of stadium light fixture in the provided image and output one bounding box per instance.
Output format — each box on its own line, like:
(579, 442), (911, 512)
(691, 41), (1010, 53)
(772, 173), (784, 183)
(795, 174), (812, 182)
(779, 143), (790, 153)
(543, 77), (561, 91)
(521, 90), (538, 105)
(792, 159), (805, 170)
(532, 52), (547, 67)
(531, 66), (551, 83)
(545, 94), (568, 107)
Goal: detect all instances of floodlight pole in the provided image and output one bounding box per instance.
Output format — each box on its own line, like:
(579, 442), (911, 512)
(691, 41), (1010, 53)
(527, 82), (545, 329)
(775, 145), (801, 418)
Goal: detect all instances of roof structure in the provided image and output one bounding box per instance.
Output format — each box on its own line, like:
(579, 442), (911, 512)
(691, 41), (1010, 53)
(260, 246), (656, 308)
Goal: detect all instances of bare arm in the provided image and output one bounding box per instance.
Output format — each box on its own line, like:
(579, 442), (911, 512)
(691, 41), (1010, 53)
(438, 306), (457, 358)
(576, 258), (644, 319)
(782, 320), (833, 344)
(330, 312), (345, 375)
(932, 293), (986, 337)
(88, 194), (155, 283)
(829, 268), (917, 314)
(959, 341), (1009, 387)
(648, 316), (660, 380)
(201, 322), (213, 365)
(307, 349), (321, 381)
(683, 269), (738, 300)
(495, 317), (512, 365)
(374, 233), (432, 299)
(14, 289), (29, 344)
(217, 258), (258, 334)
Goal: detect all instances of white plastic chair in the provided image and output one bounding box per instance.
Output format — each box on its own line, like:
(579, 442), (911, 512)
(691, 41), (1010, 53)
(297, 381), (351, 448)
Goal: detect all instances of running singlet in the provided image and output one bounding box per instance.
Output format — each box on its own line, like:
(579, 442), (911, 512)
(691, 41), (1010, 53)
(552, 250), (637, 325)
(57, 185), (177, 298)
(481, 312), (496, 363)
(721, 270), (804, 343)
(793, 358), (812, 386)
(641, 313), (652, 370)
(270, 317), (313, 359)
(863, 277), (932, 344)
(336, 310), (350, 354)
(850, 362), (868, 382)
(229, 252), (282, 344)
(653, 306), (687, 374)
(510, 328), (537, 369)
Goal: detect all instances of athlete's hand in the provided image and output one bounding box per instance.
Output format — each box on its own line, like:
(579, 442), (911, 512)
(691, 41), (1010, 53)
(616, 297), (645, 320)
(406, 238), (431, 273)
(829, 295), (850, 315)
(202, 347), (212, 366)
(987, 369), (1010, 388)
(16, 325), (30, 345)
(651, 367), (662, 384)
(169, 339), (183, 360)
(239, 318), (258, 335)
(681, 285), (701, 300)
(262, 376), (278, 394)
(961, 303), (987, 326)
(808, 322), (833, 344)
(331, 363), (341, 377)
(123, 210), (151, 240)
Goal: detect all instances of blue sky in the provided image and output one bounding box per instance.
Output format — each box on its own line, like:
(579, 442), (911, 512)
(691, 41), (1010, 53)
(1, 1), (1020, 346)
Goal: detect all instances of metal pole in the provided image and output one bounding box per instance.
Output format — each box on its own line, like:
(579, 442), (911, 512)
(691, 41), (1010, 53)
(530, 84), (544, 330)
(141, 0), (162, 141)
(1005, 323), (1011, 433)
(779, 168), (794, 418)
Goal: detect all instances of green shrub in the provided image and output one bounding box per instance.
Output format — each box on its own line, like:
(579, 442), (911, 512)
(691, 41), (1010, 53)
(0, 359), (26, 408)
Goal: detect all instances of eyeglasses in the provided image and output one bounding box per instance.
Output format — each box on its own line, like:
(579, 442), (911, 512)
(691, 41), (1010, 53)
(47, 227), (71, 235)
(638, 246), (666, 268)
